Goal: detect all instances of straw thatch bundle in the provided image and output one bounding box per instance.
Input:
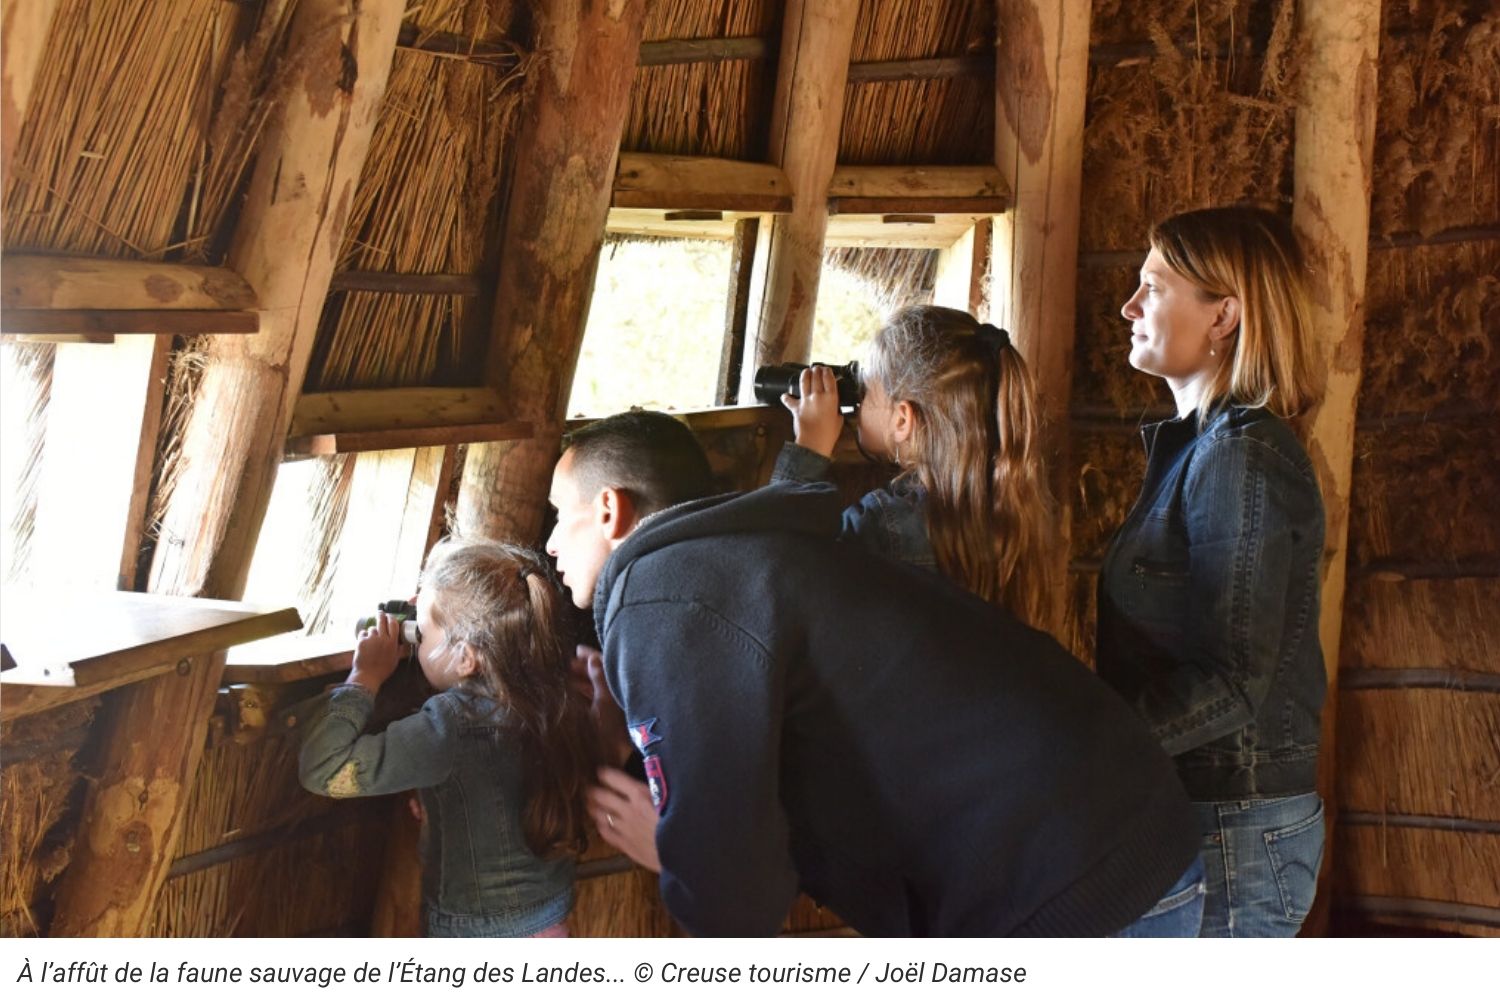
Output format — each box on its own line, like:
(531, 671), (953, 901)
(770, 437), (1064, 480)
(1072, 261), (1174, 415)
(1371, 14), (1500, 238)
(1088, 0), (1258, 48)
(1342, 577), (1500, 672)
(825, 246), (938, 307)
(2, 0), (292, 261)
(1080, 1), (1298, 250)
(0, 343), (54, 586)
(305, 0), (528, 392)
(1069, 428), (1147, 561)
(0, 699), (98, 937)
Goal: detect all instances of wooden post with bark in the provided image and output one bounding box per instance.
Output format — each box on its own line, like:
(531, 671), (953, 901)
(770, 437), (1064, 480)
(745, 0), (859, 372)
(1291, 0), (1382, 934)
(454, 0), (648, 545)
(45, 0), (405, 938)
(990, 0), (1091, 624)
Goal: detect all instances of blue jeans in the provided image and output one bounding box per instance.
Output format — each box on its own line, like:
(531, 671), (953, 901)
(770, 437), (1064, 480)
(1113, 856), (1206, 937)
(1195, 792), (1325, 937)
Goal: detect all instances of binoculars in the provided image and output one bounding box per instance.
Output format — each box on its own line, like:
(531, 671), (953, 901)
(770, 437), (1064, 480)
(355, 599), (421, 645)
(752, 361), (862, 409)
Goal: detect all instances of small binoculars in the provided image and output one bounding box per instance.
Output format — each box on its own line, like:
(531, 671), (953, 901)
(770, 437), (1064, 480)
(752, 361), (862, 409)
(355, 599), (421, 645)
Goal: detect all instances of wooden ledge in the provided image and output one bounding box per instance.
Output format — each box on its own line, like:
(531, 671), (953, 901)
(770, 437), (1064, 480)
(224, 631), (355, 684)
(286, 420), (532, 458)
(291, 386), (509, 436)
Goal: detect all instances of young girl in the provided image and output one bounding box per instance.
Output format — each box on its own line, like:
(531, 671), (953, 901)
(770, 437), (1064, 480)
(299, 539), (598, 938)
(774, 304), (1061, 631)
(1098, 205), (1326, 936)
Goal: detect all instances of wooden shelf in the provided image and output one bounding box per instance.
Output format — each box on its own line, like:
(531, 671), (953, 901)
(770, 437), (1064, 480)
(0, 591), (302, 720)
(224, 630), (355, 684)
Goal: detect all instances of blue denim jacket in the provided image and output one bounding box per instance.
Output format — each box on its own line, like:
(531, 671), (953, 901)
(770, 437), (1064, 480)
(298, 684), (573, 936)
(1096, 406), (1326, 800)
(772, 442), (937, 570)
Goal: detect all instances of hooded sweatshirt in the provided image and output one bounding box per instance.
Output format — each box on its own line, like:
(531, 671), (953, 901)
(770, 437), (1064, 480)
(594, 480), (1197, 937)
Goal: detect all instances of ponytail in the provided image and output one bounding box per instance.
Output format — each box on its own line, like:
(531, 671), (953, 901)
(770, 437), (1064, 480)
(865, 306), (1062, 633)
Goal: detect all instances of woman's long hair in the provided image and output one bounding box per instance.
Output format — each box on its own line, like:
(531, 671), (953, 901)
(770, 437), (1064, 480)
(420, 539), (598, 858)
(1149, 205), (1324, 424)
(861, 305), (1061, 633)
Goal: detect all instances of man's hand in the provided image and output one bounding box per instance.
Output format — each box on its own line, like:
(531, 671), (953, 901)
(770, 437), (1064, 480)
(570, 644), (632, 766)
(781, 365), (844, 458)
(348, 611), (404, 694)
(588, 767), (661, 873)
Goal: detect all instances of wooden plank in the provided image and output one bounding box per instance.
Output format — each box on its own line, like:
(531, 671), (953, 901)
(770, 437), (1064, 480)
(991, 0), (1091, 633)
(828, 164), (1008, 200)
(28, 335), (169, 592)
(223, 630), (354, 684)
(933, 224), (979, 312)
(394, 20), (521, 67)
(0, 308), (259, 334)
(0, 0), (60, 178)
(454, 0), (647, 544)
(1, 255), (258, 310)
(391, 445), (449, 585)
(847, 54), (991, 83)
(328, 271), (482, 295)
(286, 420), (531, 458)
(613, 153), (792, 213)
(828, 196), (1008, 215)
(147, 0), (405, 602)
(747, 0), (860, 372)
(1293, 0), (1383, 933)
(638, 35), (768, 66)
(717, 219), (760, 405)
(290, 386), (507, 436)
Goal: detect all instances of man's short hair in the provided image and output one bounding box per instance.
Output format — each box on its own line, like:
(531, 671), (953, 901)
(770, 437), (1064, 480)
(564, 410), (714, 517)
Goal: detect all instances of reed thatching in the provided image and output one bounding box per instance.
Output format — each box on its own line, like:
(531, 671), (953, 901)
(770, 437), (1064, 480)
(0, 699), (98, 937)
(1370, 13), (1500, 238)
(1088, 0), (1260, 48)
(1069, 428), (1147, 561)
(1072, 261), (1174, 415)
(2, 0), (293, 262)
(825, 246), (938, 306)
(1335, 825), (1500, 937)
(1080, 0), (1298, 250)
(1341, 577), (1500, 672)
(1360, 241), (1499, 417)
(0, 343), (54, 586)
(304, 0), (528, 392)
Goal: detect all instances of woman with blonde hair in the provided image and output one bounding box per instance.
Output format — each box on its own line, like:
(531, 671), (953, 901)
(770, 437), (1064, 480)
(777, 304), (1062, 633)
(1098, 205), (1327, 936)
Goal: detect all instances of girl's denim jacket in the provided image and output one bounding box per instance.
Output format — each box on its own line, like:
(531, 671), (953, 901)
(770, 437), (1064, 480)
(298, 684), (573, 936)
(1096, 406), (1326, 801)
(772, 442), (937, 569)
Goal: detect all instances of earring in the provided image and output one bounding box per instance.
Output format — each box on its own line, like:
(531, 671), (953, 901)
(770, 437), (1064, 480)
(1209, 347), (1216, 357)
(892, 443), (902, 465)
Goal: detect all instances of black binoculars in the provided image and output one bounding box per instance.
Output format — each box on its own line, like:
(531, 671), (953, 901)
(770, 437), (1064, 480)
(752, 361), (862, 409)
(355, 599), (421, 645)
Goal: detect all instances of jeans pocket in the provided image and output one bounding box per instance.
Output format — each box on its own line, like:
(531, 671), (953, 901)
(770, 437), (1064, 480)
(1263, 797), (1325, 923)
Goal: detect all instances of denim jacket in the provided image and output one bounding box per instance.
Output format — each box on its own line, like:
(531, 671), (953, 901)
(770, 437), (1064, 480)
(1096, 406), (1326, 800)
(772, 442), (937, 570)
(298, 684), (573, 935)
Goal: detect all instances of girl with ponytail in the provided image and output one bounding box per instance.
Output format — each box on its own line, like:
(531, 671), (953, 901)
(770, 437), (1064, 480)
(300, 539), (598, 937)
(776, 305), (1062, 633)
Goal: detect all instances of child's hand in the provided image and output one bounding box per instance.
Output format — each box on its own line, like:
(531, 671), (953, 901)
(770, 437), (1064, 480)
(588, 767), (661, 873)
(781, 365), (843, 458)
(571, 645), (632, 766)
(348, 612), (405, 694)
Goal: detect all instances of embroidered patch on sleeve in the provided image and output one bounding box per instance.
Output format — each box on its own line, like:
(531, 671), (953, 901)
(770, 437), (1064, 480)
(642, 754), (669, 815)
(628, 717), (662, 754)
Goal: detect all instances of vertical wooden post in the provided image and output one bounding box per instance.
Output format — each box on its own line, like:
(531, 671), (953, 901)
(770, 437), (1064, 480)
(455, 0), (647, 544)
(0, 0), (59, 179)
(744, 0), (859, 371)
(717, 218), (760, 405)
(991, 0), (1091, 618)
(149, 0), (404, 600)
(1291, 0), (1382, 934)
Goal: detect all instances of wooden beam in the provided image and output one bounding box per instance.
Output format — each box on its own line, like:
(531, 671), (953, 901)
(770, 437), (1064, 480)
(0, 0), (59, 179)
(991, 0), (1091, 625)
(147, 0), (404, 600)
(612, 152), (791, 213)
(328, 271), (483, 295)
(717, 219), (759, 405)
(933, 224), (980, 313)
(0, 308), (259, 334)
(1, 255), (258, 310)
(828, 196), (1008, 215)
(454, 0), (647, 544)
(846, 54), (991, 83)
(285, 420), (531, 458)
(290, 386), (508, 436)
(394, 20), (521, 67)
(638, 35), (768, 67)
(1292, 0), (1383, 935)
(827, 164), (1009, 200)
(747, 0), (860, 372)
